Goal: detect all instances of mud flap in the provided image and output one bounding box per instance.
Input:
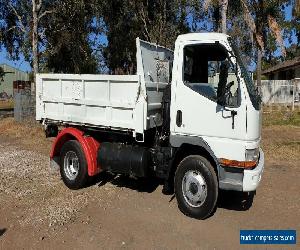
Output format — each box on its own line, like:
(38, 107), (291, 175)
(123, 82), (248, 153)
(49, 156), (60, 174)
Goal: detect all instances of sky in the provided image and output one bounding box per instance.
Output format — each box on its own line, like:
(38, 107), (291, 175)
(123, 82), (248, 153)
(0, 3), (297, 73)
(0, 46), (31, 72)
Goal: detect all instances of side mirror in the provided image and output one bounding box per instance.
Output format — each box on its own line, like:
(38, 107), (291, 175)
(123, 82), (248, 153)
(217, 61), (229, 106)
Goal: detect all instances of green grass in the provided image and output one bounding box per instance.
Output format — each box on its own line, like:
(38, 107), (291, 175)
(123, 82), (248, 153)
(262, 110), (300, 127)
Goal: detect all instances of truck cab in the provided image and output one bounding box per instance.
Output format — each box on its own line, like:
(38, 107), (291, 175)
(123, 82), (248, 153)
(170, 33), (264, 192)
(37, 33), (264, 220)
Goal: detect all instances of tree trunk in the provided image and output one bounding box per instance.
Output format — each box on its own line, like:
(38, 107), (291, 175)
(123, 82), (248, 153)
(256, 49), (262, 90)
(31, 0), (42, 96)
(32, 0), (39, 80)
(220, 0), (228, 34)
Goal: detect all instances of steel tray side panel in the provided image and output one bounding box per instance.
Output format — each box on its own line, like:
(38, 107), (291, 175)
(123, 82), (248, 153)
(36, 74), (143, 132)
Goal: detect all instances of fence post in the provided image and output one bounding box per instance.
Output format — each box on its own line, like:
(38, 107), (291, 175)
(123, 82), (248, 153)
(292, 79), (295, 111)
(14, 90), (35, 122)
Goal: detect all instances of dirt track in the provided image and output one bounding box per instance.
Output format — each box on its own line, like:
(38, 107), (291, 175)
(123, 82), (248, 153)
(0, 120), (299, 249)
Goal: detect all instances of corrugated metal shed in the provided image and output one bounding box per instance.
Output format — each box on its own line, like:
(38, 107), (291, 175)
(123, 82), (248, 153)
(0, 64), (30, 98)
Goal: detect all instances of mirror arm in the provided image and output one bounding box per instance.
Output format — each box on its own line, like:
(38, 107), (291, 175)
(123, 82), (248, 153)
(221, 106), (237, 129)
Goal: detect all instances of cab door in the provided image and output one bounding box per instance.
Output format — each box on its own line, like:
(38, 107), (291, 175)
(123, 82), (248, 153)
(171, 41), (247, 160)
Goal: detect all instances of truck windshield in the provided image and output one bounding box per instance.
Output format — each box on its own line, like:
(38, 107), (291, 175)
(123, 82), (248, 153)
(228, 38), (261, 110)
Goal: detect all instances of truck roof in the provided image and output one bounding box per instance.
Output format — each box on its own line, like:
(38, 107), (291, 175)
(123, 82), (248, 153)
(176, 32), (230, 43)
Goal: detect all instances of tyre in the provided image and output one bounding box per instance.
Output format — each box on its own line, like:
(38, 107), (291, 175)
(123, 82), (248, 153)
(60, 140), (89, 190)
(174, 155), (218, 219)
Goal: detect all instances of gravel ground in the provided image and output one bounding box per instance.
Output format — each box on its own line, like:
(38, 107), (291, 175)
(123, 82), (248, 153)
(0, 142), (117, 231)
(0, 118), (299, 249)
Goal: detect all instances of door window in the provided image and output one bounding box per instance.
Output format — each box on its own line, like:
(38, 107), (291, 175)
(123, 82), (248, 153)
(183, 44), (240, 107)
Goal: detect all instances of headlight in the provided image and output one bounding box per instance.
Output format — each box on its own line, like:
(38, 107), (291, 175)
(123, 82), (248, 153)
(245, 148), (260, 162)
(219, 148), (260, 169)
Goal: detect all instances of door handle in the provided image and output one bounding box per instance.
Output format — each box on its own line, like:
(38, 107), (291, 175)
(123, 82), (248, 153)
(176, 110), (182, 127)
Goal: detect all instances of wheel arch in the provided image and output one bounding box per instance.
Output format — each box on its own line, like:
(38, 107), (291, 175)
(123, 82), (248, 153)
(168, 135), (221, 185)
(50, 127), (100, 176)
(172, 143), (219, 178)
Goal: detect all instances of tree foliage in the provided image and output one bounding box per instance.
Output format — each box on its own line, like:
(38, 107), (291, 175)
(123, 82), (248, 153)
(99, 0), (189, 74)
(0, 0), (31, 60)
(0, 0), (298, 76)
(285, 0), (300, 59)
(0, 0), (56, 78)
(42, 0), (99, 73)
(0, 0), (99, 75)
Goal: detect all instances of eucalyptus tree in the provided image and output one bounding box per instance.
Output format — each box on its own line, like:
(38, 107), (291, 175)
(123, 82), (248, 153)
(280, 1), (300, 60)
(290, 0), (300, 46)
(0, 0), (55, 81)
(98, 0), (189, 74)
(203, 0), (228, 33)
(245, 0), (287, 85)
(42, 0), (100, 74)
(203, 0), (287, 85)
(128, 0), (189, 48)
(0, 0), (101, 76)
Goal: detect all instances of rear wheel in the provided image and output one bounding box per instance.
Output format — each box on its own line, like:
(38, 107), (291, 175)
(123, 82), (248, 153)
(60, 140), (89, 189)
(175, 155), (218, 219)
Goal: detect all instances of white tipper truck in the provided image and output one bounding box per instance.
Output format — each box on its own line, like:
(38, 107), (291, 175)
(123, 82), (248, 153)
(36, 33), (264, 219)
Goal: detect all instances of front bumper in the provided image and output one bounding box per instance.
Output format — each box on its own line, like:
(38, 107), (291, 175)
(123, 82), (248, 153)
(219, 148), (264, 192)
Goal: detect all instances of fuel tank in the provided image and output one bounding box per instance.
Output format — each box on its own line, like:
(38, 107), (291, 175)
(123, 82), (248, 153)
(97, 142), (151, 177)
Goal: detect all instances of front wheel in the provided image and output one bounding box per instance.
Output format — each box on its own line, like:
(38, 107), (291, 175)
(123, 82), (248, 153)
(174, 155), (218, 219)
(60, 140), (89, 190)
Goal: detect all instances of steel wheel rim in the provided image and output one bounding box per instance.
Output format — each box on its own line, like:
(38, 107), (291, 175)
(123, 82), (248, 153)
(64, 151), (79, 181)
(182, 170), (207, 208)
